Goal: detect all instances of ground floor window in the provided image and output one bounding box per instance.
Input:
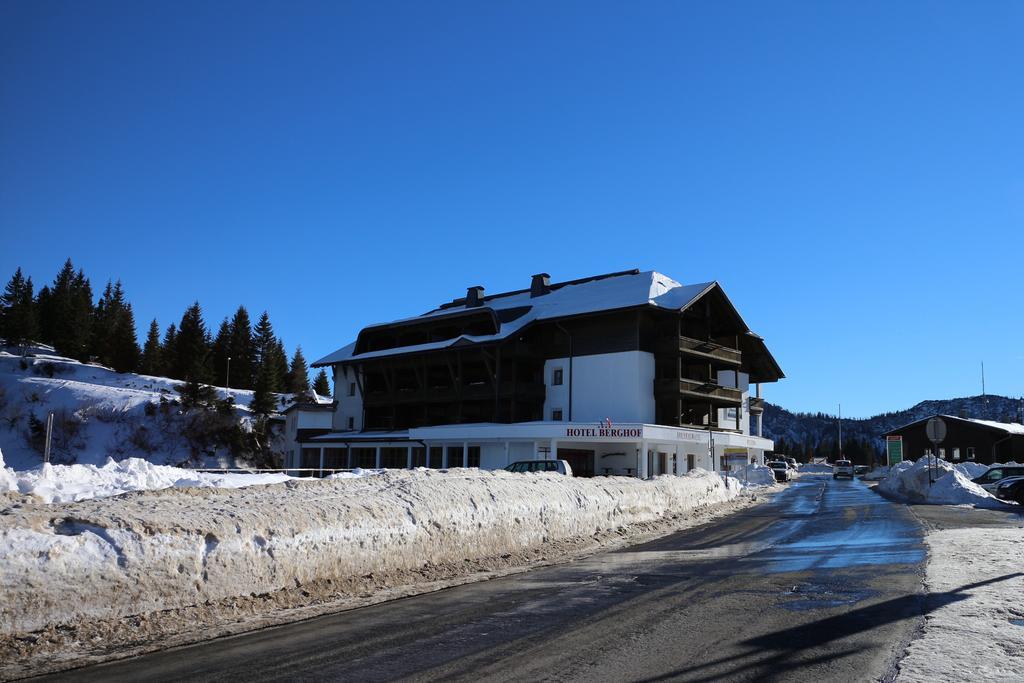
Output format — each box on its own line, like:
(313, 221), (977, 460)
(352, 447), (376, 469)
(412, 447), (427, 468)
(967, 447), (976, 460)
(301, 448), (320, 470)
(381, 447), (407, 469)
(324, 448), (346, 469)
(467, 446), (480, 468)
(447, 446), (464, 468)
(429, 446), (444, 468)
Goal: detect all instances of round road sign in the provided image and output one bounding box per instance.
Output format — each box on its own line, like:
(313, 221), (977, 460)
(926, 417), (947, 443)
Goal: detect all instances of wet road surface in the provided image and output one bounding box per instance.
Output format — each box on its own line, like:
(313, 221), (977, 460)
(41, 475), (929, 682)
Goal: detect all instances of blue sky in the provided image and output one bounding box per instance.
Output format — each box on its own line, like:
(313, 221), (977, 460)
(2, 1), (1022, 417)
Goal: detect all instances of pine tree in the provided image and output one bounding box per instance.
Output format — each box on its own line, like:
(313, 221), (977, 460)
(211, 318), (231, 388)
(90, 280), (114, 361)
(140, 319), (162, 375)
(0, 268), (38, 347)
(90, 280), (136, 370)
(40, 259), (82, 357)
(161, 323), (178, 376)
(312, 368), (331, 397)
(69, 268), (94, 362)
(286, 346), (310, 395)
(250, 312), (283, 415)
(271, 338), (290, 391)
(109, 302), (140, 373)
(173, 302), (211, 381)
(227, 306), (255, 390)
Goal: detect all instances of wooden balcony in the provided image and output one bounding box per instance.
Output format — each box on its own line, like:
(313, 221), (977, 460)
(654, 336), (742, 366)
(654, 377), (743, 406)
(364, 381), (545, 406)
(748, 397), (765, 414)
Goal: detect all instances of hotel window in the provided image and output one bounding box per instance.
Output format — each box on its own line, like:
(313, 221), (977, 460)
(967, 447), (976, 460)
(552, 409), (563, 421)
(953, 448), (960, 460)
(349, 382), (356, 397)
(412, 447), (427, 468)
(447, 446), (465, 468)
(552, 368), (563, 386)
(347, 416), (354, 430)
(429, 447), (444, 469)
(381, 447), (407, 469)
(467, 446), (481, 468)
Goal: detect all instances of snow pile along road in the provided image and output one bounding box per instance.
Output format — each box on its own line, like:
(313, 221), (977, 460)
(0, 450), (292, 503)
(877, 458), (1013, 508)
(732, 463), (776, 487)
(896, 527), (1024, 682)
(0, 468), (743, 643)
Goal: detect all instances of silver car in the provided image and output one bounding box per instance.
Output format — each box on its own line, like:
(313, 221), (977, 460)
(833, 460), (854, 479)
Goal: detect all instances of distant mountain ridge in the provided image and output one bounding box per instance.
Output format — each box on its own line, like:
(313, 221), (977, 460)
(763, 394), (1024, 463)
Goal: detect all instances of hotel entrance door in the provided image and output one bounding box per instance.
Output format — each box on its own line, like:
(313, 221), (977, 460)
(557, 449), (595, 477)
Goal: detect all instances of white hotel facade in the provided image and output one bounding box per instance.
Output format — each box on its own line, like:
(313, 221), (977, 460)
(287, 269), (783, 478)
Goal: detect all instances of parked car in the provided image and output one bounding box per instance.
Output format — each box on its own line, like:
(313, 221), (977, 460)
(784, 457), (799, 470)
(971, 466), (1024, 493)
(767, 461), (793, 482)
(833, 460), (854, 479)
(854, 464), (870, 476)
(504, 459), (574, 476)
(993, 475), (1024, 502)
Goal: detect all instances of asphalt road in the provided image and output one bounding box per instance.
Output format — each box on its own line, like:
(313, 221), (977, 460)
(41, 475), (931, 683)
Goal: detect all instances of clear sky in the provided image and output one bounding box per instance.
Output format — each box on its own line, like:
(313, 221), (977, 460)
(2, 1), (1022, 417)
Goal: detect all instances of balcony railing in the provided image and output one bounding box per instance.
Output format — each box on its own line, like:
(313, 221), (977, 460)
(654, 336), (742, 366)
(748, 397), (765, 414)
(654, 377), (743, 406)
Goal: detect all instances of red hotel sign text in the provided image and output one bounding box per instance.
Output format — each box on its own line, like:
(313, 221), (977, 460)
(565, 427), (643, 439)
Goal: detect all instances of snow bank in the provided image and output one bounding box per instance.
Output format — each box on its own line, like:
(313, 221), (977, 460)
(897, 527), (1024, 682)
(953, 461), (990, 479)
(730, 463), (776, 487)
(877, 458), (1013, 508)
(0, 468), (742, 635)
(0, 455), (292, 503)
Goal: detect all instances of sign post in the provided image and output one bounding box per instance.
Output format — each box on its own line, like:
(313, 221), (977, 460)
(925, 417), (947, 485)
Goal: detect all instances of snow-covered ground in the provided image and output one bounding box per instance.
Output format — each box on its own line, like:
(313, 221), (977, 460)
(0, 467), (757, 679)
(0, 451), (296, 503)
(877, 458), (1017, 508)
(897, 527), (1024, 682)
(0, 349), (291, 470)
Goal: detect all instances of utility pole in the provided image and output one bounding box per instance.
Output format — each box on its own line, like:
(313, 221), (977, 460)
(982, 361), (987, 404)
(44, 412), (54, 464)
(838, 403), (842, 461)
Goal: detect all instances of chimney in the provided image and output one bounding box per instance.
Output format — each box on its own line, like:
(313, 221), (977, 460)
(530, 273), (551, 298)
(465, 286), (485, 307)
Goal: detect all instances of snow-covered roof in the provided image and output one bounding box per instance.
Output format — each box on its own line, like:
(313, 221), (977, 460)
(889, 414), (1024, 436)
(959, 417), (1024, 435)
(313, 270), (721, 366)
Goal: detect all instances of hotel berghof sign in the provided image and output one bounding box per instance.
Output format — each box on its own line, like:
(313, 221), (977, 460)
(565, 420), (643, 439)
(565, 426), (643, 439)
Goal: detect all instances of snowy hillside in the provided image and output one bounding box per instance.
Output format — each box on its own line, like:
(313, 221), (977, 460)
(764, 394), (1024, 461)
(0, 346), (289, 470)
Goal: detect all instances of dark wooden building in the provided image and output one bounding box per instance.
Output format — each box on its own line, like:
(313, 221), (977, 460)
(884, 415), (1024, 466)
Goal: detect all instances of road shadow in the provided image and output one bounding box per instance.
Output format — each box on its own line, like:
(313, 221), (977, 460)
(638, 572), (1023, 683)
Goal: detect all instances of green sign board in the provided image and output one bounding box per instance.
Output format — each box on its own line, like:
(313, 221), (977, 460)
(886, 436), (903, 467)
